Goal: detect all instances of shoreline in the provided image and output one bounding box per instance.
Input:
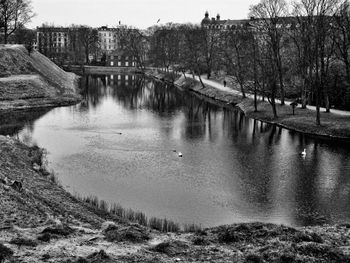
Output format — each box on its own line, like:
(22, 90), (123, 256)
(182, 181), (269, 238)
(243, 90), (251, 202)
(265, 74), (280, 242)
(1, 135), (350, 262)
(0, 74), (81, 113)
(146, 70), (350, 142)
(1, 68), (350, 261)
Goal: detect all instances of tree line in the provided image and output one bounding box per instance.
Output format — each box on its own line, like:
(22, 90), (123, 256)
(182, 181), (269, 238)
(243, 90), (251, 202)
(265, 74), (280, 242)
(2, 0), (350, 124)
(119, 0), (350, 125)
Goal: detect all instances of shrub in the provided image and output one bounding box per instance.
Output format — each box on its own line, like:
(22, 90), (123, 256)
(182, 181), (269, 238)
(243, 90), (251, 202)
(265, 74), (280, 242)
(0, 243), (13, 263)
(245, 253), (264, 263)
(9, 237), (38, 247)
(218, 228), (239, 243)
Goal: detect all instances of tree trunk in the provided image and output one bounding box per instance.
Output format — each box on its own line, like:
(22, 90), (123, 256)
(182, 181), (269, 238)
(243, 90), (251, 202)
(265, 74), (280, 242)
(254, 84), (258, 112)
(85, 49), (89, 65)
(315, 74), (321, 125)
(316, 91), (321, 125)
(198, 74), (206, 89)
(4, 25), (8, 44)
(269, 82), (278, 119)
(324, 91), (330, 113)
(271, 97), (277, 118)
(301, 80), (307, 109)
(239, 82), (246, 98)
(278, 72), (285, 105)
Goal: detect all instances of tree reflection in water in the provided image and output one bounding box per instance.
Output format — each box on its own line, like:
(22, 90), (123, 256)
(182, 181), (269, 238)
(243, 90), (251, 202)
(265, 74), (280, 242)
(4, 74), (350, 227)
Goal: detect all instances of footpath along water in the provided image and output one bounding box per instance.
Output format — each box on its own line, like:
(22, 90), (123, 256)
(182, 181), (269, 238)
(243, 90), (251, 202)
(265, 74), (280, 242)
(1, 74), (350, 227)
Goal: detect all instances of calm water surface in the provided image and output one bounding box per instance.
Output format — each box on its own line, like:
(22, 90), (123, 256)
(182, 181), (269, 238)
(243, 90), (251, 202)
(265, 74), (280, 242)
(2, 74), (350, 227)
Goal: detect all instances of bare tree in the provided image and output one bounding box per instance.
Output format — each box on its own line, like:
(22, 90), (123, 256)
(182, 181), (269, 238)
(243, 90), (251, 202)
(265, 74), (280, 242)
(77, 26), (99, 64)
(0, 0), (34, 44)
(220, 25), (253, 98)
(288, 8), (314, 109)
(293, 0), (341, 124)
(13, 26), (35, 54)
(116, 25), (150, 69)
(149, 23), (181, 72)
(333, 1), (350, 87)
(250, 0), (289, 107)
(202, 25), (221, 79)
(179, 24), (207, 88)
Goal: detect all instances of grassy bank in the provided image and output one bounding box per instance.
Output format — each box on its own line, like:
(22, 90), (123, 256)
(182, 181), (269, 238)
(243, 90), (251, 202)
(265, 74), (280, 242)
(148, 70), (350, 140)
(0, 45), (81, 112)
(210, 75), (350, 140)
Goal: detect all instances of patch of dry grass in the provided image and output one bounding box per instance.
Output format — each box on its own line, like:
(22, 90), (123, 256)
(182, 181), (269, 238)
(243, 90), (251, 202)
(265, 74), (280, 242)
(245, 100), (350, 139)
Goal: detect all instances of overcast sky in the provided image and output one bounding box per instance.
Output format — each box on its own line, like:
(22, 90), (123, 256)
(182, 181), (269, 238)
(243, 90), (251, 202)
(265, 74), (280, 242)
(29, 0), (261, 29)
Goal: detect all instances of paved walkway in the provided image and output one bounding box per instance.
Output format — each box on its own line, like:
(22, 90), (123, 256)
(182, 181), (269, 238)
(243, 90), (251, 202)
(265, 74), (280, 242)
(187, 74), (350, 117)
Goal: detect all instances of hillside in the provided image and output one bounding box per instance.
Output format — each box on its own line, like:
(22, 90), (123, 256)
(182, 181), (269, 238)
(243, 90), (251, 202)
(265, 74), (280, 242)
(0, 45), (81, 111)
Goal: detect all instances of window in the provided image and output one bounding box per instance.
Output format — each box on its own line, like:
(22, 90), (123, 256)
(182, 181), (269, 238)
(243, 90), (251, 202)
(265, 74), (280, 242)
(125, 62), (129, 67)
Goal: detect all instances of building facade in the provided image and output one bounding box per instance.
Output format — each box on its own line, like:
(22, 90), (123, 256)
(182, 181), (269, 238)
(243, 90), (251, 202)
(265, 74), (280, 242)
(201, 11), (252, 30)
(98, 26), (119, 54)
(36, 27), (70, 64)
(106, 50), (136, 67)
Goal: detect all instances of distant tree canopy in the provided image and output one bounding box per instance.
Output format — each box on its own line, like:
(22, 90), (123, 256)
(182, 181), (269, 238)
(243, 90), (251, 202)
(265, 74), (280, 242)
(146, 0), (350, 124)
(115, 25), (150, 69)
(0, 0), (35, 44)
(13, 26), (35, 54)
(69, 26), (99, 64)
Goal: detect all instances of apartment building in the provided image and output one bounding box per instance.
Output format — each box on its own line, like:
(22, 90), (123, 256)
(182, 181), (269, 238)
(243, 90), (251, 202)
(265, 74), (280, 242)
(36, 27), (70, 63)
(98, 26), (119, 53)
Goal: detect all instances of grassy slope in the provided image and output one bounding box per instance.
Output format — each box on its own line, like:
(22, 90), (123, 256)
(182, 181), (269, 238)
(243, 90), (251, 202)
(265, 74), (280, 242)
(172, 75), (350, 140)
(0, 45), (81, 111)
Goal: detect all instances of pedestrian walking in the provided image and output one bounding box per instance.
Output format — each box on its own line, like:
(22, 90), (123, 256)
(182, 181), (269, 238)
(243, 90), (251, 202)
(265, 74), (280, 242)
(223, 80), (227, 87)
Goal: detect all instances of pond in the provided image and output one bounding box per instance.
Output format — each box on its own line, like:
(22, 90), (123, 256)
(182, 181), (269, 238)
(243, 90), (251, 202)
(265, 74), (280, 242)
(2, 74), (350, 227)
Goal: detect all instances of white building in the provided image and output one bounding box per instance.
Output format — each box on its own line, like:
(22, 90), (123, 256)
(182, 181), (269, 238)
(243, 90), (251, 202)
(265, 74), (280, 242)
(98, 26), (119, 53)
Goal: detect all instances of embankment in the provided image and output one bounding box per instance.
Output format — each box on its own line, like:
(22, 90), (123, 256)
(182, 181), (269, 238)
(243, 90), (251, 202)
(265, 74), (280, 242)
(148, 71), (350, 140)
(0, 45), (81, 112)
